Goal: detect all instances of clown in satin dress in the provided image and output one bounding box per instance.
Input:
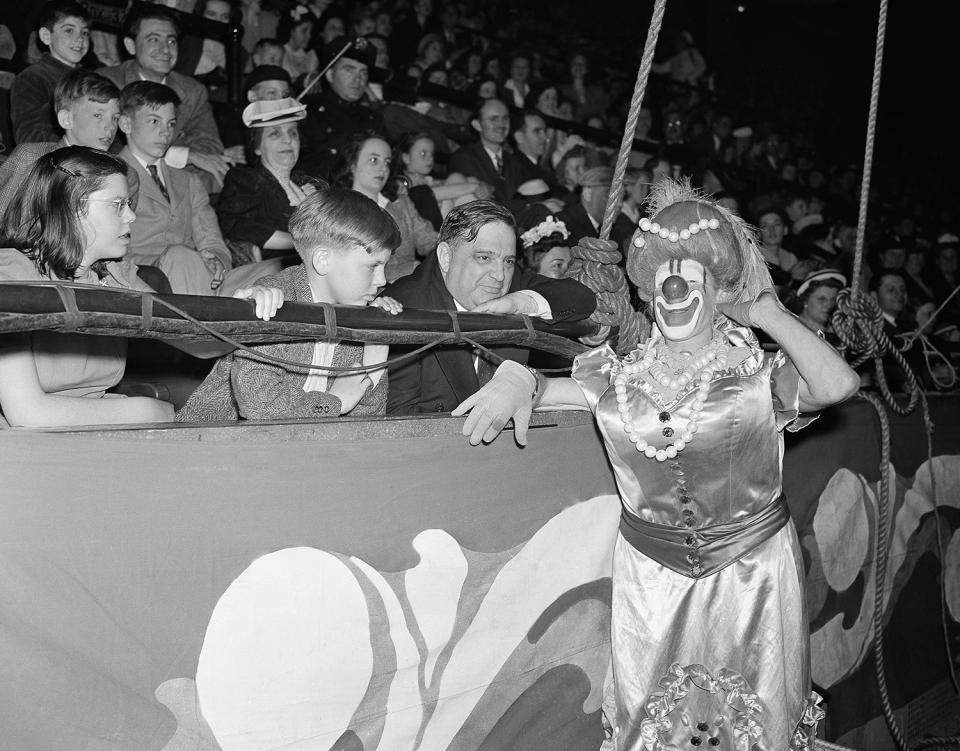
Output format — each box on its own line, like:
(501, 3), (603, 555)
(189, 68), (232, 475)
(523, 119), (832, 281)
(453, 180), (860, 750)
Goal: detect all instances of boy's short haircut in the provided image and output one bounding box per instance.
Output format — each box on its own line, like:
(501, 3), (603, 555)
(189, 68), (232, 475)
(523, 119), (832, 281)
(289, 183), (401, 262)
(122, 4), (180, 40)
(119, 81), (181, 117)
(54, 69), (120, 113)
(37, 0), (90, 32)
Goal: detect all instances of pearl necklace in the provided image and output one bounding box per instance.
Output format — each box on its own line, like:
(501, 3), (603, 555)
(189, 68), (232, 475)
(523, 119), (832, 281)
(613, 335), (730, 462)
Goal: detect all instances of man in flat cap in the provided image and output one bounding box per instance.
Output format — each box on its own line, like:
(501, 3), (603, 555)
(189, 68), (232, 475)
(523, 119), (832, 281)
(298, 35), (385, 180)
(558, 165), (635, 249)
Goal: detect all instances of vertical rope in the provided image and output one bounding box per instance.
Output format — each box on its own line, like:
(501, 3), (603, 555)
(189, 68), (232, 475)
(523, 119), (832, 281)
(599, 0), (668, 241)
(851, 0), (888, 293)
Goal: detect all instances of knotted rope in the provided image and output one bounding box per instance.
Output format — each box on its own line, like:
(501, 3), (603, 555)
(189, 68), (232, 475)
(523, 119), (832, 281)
(568, 0), (666, 353)
(829, 3), (957, 749)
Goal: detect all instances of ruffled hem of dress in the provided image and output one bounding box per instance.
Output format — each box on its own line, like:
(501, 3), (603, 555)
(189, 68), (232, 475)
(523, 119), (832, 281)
(602, 663), (825, 751)
(789, 691), (826, 750)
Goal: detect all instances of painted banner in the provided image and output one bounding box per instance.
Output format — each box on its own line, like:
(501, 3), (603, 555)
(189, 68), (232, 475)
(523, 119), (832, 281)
(0, 397), (957, 750)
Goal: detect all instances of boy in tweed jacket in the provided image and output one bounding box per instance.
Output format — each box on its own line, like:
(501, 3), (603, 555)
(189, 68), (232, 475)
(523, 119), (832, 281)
(177, 185), (403, 422)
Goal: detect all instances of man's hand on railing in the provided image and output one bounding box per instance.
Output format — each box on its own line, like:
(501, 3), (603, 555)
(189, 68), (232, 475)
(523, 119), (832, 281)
(452, 361), (538, 446)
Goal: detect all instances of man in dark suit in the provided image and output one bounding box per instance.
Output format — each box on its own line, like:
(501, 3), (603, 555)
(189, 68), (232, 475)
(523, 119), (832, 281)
(384, 200), (597, 415)
(512, 108), (563, 198)
(558, 166), (636, 250)
(447, 98), (524, 206)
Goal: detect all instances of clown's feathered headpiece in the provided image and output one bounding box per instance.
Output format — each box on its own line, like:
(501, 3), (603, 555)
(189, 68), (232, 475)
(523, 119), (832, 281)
(626, 178), (772, 304)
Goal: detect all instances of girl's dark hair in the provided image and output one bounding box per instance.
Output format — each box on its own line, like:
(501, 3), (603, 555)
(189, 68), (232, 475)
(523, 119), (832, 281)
(0, 145), (128, 280)
(394, 131), (433, 172)
(521, 233), (571, 274)
(332, 130), (391, 188)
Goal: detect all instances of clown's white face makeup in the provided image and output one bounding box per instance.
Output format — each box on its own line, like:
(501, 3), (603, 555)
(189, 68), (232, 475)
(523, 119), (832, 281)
(653, 258), (717, 347)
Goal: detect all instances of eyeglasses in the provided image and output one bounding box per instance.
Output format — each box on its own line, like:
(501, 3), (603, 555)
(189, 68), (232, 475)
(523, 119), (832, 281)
(82, 197), (133, 215)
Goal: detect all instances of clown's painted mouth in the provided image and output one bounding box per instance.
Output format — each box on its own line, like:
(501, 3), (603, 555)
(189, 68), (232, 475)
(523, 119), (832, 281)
(657, 297), (701, 327)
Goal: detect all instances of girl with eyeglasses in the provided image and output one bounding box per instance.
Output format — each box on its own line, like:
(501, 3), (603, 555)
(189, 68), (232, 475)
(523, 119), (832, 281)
(0, 146), (281, 427)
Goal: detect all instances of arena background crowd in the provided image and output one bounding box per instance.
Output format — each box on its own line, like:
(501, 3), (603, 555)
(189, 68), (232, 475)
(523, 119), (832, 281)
(0, 0), (957, 396)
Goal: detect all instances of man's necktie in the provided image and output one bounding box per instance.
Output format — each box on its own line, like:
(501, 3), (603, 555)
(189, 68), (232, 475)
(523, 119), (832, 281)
(147, 163), (170, 203)
(493, 150), (503, 177)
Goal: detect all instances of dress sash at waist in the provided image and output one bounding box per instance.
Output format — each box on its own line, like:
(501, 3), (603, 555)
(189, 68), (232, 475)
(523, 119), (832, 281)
(618, 495), (790, 579)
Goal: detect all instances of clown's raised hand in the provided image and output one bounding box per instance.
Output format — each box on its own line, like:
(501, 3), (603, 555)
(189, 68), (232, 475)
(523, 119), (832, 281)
(716, 288), (784, 329)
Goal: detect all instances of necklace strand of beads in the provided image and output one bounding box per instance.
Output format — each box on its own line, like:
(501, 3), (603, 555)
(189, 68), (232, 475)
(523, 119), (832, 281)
(614, 336), (730, 462)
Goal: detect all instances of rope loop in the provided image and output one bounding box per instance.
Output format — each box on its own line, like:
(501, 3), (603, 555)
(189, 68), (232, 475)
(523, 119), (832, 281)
(832, 288), (919, 415)
(569, 237), (649, 354)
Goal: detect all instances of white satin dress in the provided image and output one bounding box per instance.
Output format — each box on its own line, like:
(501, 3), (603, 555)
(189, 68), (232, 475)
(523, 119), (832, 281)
(572, 323), (824, 751)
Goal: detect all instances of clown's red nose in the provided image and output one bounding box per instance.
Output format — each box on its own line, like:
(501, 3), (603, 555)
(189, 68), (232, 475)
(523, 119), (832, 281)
(661, 275), (689, 302)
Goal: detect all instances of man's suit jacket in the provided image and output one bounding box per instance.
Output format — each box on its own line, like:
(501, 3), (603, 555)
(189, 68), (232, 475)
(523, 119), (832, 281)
(559, 201), (636, 250)
(98, 61), (224, 157)
(119, 146), (231, 270)
(447, 141), (524, 205)
(383, 251), (597, 415)
(176, 264), (387, 422)
(515, 151), (559, 191)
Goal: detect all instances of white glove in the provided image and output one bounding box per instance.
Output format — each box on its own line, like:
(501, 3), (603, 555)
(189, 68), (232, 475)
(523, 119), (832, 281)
(451, 360), (538, 446)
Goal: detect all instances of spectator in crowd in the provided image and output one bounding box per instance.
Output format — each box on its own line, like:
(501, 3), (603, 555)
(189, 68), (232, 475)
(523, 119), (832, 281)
(298, 35), (383, 180)
(250, 37), (285, 69)
(553, 143), (588, 206)
(620, 167), (651, 227)
(392, 0), (439, 67)
(0, 147), (172, 427)
(383, 199), (597, 415)
(652, 29), (707, 87)
(438, 3), (469, 61)
(116, 81), (280, 295)
(792, 268), (845, 344)
(558, 52), (608, 123)
(448, 98), (524, 205)
(503, 52), (531, 109)
(351, 5), (376, 37)
(756, 207), (801, 295)
(0, 70), (126, 218)
(277, 9), (319, 90)
(413, 32), (444, 74)
(218, 63), (294, 156)
(0, 146), (280, 427)
(10, 0), (90, 144)
(177, 185), (405, 422)
(865, 269), (915, 392)
(512, 108), (561, 198)
(174, 0), (234, 97)
(691, 110), (733, 169)
(930, 240), (960, 325)
(902, 244), (935, 307)
(558, 166), (633, 248)
(394, 131), (492, 231)
(518, 214), (573, 279)
(317, 13), (347, 49)
(874, 236), (907, 272)
(216, 97), (316, 265)
(98, 5), (237, 193)
(466, 74), (501, 102)
(336, 131), (436, 281)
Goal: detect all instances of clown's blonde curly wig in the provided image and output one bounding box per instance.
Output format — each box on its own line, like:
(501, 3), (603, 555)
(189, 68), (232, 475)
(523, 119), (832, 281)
(626, 178), (773, 304)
